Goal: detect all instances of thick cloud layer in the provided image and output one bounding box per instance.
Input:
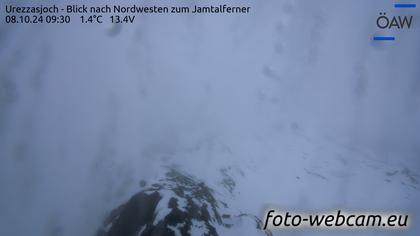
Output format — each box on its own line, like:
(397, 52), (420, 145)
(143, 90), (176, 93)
(0, 0), (419, 235)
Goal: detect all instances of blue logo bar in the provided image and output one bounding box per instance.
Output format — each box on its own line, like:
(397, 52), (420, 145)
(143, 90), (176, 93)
(394, 3), (416, 8)
(373, 36), (396, 41)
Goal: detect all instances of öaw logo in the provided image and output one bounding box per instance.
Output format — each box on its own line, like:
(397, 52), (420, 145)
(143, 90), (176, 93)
(373, 3), (416, 41)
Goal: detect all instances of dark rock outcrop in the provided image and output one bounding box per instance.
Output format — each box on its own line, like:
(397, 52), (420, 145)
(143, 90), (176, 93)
(96, 168), (270, 236)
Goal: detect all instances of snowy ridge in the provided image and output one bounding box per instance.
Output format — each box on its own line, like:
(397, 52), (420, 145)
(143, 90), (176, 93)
(97, 167), (271, 236)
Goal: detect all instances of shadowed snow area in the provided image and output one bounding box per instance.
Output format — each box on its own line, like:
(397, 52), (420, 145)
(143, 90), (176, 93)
(0, 0), (419, 235)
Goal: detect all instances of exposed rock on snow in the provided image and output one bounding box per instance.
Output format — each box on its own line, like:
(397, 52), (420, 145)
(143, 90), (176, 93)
(96, 168), (270, 236)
